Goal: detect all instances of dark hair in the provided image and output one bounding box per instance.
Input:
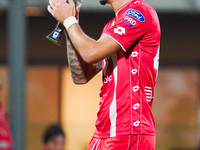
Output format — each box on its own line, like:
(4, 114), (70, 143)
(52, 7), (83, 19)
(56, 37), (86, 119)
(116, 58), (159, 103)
(42, 124), (65, 144)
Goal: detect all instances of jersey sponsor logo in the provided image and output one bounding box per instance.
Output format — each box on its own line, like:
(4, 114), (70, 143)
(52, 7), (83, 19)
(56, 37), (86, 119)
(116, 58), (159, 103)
(125, 9), (145, 22)
(104, 75), (112, 83)
(123, 16), (137, 27)
(114, 27), (126, 35)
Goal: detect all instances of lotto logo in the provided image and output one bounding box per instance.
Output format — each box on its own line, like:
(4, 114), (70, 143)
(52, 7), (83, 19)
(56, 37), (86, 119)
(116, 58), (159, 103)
(132, 69), (137, 75)
(132, 85), (139, 92)
(132, 85), (140, 92)
(133, 103), (140, 110)
(133, 121), (140, 127)
(114, 27), (126, 35)
(131, 51), (139, 57)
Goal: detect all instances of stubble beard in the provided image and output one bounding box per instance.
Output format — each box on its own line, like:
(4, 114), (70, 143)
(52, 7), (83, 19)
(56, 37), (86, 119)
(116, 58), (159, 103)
(99, 0), (108, 5)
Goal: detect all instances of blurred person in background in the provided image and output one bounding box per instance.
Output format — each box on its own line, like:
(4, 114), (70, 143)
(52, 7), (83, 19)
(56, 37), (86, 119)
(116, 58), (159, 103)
(47, 0), (161, 149)
(0, 105), (13, 150)
(41, 124), (65, 150)
(0, 79), (13, 150)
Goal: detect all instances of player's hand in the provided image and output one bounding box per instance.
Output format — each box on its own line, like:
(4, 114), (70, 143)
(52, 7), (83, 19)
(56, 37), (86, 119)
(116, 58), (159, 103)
(75, 4), (81, 21)
(47, 0), (76, 23)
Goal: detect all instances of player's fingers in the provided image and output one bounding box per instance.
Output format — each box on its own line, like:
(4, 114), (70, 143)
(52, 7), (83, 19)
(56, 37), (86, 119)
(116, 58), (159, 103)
(76, 5), (81, 12)
(68, 0), (75, 6)
(49, 0), (56, 9)
(47, 5), (53, 15)
(75, 5), (81, 20)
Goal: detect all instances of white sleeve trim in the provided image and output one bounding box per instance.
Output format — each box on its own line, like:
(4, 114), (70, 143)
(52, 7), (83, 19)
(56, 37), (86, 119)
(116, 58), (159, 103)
(103, 33), (126, 52)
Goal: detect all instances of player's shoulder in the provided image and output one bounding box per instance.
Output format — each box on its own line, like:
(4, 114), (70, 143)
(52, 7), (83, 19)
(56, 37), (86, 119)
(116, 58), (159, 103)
(117, 0), (154, 22)
(129, 0), (155, 16)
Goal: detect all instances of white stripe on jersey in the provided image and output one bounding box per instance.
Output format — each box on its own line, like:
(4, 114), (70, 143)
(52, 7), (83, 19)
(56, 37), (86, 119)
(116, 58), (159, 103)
(103, 58), (109, 76)
(95, 139), (100, 150)
(91, 139), (100, 150)
(109, 54), (118, 137)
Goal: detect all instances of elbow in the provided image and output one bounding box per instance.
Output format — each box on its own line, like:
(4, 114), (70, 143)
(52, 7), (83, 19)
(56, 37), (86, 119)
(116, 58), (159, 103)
(78, 42), (102, 64)
(82, 53), (100, 64)
(72, 78), (89, 85)
(83, 58), (95, 64)
(73, 81), (87, 85)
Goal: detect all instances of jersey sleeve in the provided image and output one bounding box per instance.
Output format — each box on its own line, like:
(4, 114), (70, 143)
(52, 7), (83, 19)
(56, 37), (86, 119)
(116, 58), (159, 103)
(103, 8), (150, 52)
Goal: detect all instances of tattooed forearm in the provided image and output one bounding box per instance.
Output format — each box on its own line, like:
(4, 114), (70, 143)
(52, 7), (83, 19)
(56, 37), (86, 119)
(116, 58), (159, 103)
(65, 32), (102, 84)
(67, 42), (75, 50)
(94, 61), (102, 72)
(66, 35), (87, 83)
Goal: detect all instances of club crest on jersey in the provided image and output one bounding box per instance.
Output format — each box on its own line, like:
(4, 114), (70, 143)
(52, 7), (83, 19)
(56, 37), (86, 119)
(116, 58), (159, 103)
(125, 9), (145, 22)
(110, 20), (116, 28)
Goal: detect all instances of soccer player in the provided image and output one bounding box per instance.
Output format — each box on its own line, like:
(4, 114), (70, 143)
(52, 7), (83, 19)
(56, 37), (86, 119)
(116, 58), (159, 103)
(47, 0), (161, 149)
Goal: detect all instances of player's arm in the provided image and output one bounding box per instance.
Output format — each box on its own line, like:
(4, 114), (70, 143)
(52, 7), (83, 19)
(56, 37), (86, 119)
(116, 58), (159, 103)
(47, 0), (121, 62)
(66, 33), (102, 84)
(64, 4), (102, 84)
(67, 25), (121, 64)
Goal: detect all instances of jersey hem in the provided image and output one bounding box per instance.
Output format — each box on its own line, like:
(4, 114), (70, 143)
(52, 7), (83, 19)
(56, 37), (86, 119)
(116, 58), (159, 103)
(93, 130), (155, 138)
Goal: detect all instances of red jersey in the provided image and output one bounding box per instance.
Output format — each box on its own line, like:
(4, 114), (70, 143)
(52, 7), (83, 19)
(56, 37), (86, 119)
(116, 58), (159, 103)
(94, 0), (161, 138)
(0, 105), (13, 150)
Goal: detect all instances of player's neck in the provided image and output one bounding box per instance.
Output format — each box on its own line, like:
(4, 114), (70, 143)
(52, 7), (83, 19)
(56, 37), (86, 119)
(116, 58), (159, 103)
(110, 0), (132, 12)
